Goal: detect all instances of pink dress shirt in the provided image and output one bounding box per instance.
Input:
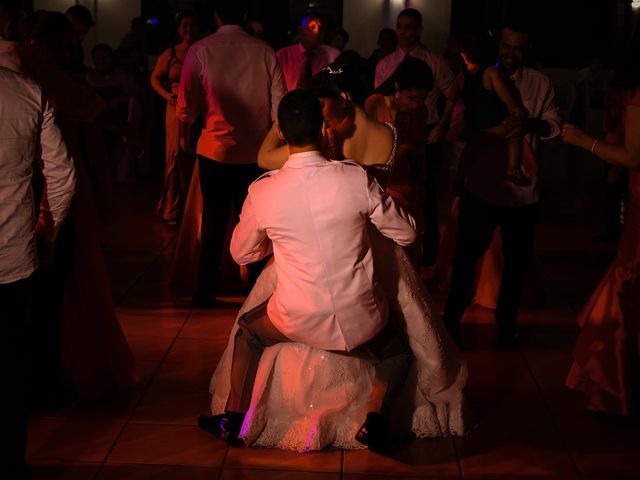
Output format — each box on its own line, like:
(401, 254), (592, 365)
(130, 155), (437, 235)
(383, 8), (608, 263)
(275, 43), (340, 92)
(177, 25), (285, 164)
(230, 151), (417, 351)
(462, 66), (562, 207)
(0, 40), (76, 284)
(375, 45), (456, 125)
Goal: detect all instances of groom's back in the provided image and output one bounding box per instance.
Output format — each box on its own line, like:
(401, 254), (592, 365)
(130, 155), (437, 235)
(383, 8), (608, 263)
(247, 153), (387, 351)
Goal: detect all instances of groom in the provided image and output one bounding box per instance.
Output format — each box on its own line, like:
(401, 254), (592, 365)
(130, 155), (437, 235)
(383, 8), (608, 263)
(198, 90), (417, 450)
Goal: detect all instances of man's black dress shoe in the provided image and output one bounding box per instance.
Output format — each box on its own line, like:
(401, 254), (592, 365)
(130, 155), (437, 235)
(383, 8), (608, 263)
(355, 412), (391, 454)
(197, 412), (245, 447)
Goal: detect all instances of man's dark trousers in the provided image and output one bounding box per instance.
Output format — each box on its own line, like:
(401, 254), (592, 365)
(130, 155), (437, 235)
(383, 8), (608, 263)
(443, 189), (537, 335)
(197, 156), (261, 296)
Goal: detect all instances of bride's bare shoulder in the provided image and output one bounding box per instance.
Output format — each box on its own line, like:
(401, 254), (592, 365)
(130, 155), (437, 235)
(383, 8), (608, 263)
(363, 118), (394, 165)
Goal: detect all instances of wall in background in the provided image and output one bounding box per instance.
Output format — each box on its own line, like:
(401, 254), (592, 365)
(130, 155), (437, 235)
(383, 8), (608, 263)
(33, 0), (141, 64)
(343, 0), (452, 56)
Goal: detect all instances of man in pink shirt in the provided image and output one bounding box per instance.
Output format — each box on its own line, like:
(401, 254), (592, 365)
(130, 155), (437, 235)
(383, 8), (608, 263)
(177, 1), (285, 306)
(443, 24), (561, 347)
(275, 13), (340, 91)
(198, 90), (417, 451)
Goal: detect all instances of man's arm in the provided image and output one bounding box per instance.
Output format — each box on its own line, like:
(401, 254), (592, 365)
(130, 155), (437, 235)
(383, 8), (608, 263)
(230, 194), (273, 265)
(427, 55), (457, 144)
(38, 101), (76, 242)
(534, 78), (562, 140)
(501, 76), (562, 141)
(366, 175), (417, 246)
(176, 46), (204, 125)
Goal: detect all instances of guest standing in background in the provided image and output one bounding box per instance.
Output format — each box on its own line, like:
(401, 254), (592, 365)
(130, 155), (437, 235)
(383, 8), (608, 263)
(442, 24), (561, 347)
(375, 8), (457, 266)
(563, 24), (640, 416)
(151, 11), (201, 226)
(276, 12), (339, 91)
(177, 0), (285, 307)
(1, 5), (76, 477)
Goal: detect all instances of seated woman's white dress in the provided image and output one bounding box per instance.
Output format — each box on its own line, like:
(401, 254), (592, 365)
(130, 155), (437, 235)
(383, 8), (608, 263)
(208, 138), (468, 452)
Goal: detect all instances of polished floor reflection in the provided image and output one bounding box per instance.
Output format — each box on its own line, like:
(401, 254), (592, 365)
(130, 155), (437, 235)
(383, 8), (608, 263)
(26, 182), (640, 479)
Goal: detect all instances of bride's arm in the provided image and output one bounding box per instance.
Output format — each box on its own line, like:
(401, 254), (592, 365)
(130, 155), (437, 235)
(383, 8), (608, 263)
(258, 122), (288, 170)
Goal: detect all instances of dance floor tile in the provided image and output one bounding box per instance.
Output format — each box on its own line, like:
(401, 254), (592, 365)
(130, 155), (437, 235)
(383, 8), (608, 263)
(118, 309), (188, 338)
(27, 417), (125, 462)
(128, 335), (175, 362)
(165, 338), (227, 365)
(220, 468), (340, 480)
(343, 438), (459, 477)
(225, 447), (341, 472)
(344, 475), (450, 480)
(151, 360), (216, 391)
(457, 444), (578, 479)
(131, 387), (210, 425)
(107, 424), (226, 467)
(179, 309), (238, 340)
(96, 463), (218, 479)
(572, 451), (640, 480)
(30, 460), (101, 480)
(49, 389), (143, 421)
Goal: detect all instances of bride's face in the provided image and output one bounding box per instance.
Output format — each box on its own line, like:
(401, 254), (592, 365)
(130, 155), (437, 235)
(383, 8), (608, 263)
(319, 95), (355, 136)
(319, 96), (346, 128)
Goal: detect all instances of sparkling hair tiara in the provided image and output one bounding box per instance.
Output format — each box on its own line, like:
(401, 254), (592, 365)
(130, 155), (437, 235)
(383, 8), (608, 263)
(322, 65), (344, 75)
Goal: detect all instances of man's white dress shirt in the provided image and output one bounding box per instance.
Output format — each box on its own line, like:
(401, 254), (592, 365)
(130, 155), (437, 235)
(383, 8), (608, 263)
(0, 39), (76, 284)
(463, 66), (562, 207)
(177, 25), (285, 164)
(230, 151), (417, 351)
(276, 43), (340, 92)
(375, 45), (456, 125)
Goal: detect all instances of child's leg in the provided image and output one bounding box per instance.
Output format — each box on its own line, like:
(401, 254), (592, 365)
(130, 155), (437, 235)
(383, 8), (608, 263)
(506, 137), (523, 173)
(505, 137), (532, 186)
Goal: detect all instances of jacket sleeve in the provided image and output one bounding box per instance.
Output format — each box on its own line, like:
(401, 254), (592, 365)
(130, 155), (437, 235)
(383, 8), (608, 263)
(230, 194), (273, 265)
(366, 173), (417, 246)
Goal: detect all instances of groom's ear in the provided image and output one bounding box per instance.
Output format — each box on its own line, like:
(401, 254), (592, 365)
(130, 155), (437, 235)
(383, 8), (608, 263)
(276, 124), (285, 142)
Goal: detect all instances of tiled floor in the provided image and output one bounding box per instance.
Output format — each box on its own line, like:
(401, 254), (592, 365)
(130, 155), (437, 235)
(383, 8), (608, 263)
(26, 183), (640, 479)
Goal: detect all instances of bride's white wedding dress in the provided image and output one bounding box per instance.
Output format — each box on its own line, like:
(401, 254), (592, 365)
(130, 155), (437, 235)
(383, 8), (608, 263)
(208, 132), (468, 452)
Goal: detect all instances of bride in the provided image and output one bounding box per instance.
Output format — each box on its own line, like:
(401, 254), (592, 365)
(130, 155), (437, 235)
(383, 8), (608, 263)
(205, 65), (467, 452)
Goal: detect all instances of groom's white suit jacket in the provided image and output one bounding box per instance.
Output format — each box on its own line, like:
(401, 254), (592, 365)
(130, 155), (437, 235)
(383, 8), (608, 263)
(231, 151), (417, 351)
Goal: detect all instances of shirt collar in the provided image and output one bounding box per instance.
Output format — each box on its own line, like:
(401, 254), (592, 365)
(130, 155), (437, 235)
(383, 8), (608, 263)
(283, 150), (326, 167)
(216, 25), (244, 34)
(297, 42), (321, 55)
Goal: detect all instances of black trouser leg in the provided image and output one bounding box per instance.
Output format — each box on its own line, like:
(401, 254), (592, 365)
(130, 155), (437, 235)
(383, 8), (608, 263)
(197, 158), (260, 296)
(495, 202), (537, 333)
(2, 277), (32, 477)
(443, 190), (498, 332)
(421, 138), (442, 266)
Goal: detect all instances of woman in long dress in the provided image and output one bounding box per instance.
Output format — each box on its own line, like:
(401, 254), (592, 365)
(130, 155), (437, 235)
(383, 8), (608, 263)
(205, 65), (467, 451)
(151, 12), (201, 225)
(562, 30), (640, 415)
(18, 11), (138, 400)
(364, 56), (432, 268)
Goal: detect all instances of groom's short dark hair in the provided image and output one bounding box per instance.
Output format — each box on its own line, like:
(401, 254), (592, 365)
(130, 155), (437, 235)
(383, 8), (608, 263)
(277, 90), (323, 147)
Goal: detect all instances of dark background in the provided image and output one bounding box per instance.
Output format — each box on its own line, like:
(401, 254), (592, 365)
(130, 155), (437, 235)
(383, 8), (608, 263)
(20, 0), (639, 67)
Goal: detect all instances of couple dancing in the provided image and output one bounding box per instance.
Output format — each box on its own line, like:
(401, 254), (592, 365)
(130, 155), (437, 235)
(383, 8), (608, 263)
(199, 70), (466, 452)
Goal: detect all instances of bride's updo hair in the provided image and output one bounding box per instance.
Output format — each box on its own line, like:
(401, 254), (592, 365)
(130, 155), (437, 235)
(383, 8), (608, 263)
(311, 63), (367, 106)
